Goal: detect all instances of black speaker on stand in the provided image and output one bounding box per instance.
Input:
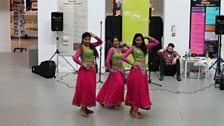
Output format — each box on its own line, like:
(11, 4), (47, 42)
(51, 12), (63, 31)
(210, 15), (224, 89)
(49, 12), (76, 73)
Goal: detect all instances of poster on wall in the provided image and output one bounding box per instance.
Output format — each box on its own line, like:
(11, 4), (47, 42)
(190, 7), (205, 54)
(58, 0), (88, 56)
(206, 7), (219, 24)
(113, 0), (122, 16)
(190, 0), (220, 57)
(191, 0), (220, 7)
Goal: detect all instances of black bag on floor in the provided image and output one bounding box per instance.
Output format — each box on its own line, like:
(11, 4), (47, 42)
(32, 60), (56, 78)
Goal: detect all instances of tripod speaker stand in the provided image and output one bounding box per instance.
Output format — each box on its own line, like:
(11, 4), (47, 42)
(209, 16), (224, 83)
(49, 12), (76, 73)
(97, 21), (104, 84)
(209, 35), (223, 81)
(49, 32), (76, 73)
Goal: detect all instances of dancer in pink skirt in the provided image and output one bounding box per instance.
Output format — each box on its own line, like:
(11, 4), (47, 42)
(72, 32), (103, 117)
(97, 36), (129, 109)
(122, 33), (159, 119)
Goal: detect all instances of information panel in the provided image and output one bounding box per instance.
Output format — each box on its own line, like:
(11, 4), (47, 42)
(58, 0), (88, 55)
(190, 0), (220, 57)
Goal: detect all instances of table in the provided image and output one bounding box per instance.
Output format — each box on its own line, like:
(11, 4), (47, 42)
(183, 57), (209, 79)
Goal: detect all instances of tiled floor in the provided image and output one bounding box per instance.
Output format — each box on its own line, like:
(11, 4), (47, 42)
(0, 52), (224, 126)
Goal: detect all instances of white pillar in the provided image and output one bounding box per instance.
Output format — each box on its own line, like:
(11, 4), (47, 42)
(0, 0), (11, 52)
(38, 0), (58, 62)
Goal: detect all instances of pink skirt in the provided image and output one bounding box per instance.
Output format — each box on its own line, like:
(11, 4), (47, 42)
(125, 65), (152, 109)
(72, 66), (96, 107)
(96, 70), (124, 106)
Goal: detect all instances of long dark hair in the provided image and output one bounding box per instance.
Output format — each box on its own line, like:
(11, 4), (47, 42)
(80, 32), (99, 58)
(132, 33), (147, 56)
(111, 35), (120, 48)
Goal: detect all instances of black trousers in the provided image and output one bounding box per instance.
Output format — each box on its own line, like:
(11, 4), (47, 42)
(159, 56), (180, 76)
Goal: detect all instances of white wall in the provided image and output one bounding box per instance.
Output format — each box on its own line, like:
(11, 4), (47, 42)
(0, 0), (11, 52)
(38, 0), (105, 72)
(163, 0), (224, 57)
(38, 0), (58, 62)
(88, 0), (106, 72)
(38, 0), (76, 72)
(163, 0), (190, 57)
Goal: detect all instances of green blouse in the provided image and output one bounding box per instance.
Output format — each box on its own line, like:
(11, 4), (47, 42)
(81, 49), (94, 61)
(133, 48), (145, 59)
(112, 51), (123, 63)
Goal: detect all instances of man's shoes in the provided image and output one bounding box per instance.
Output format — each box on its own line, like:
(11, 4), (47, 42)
(177, 76), (181, 81)
(159, 75), (164, 81)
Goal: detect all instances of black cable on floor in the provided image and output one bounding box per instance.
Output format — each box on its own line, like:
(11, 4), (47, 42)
(150, 83), (215, 94)
(56, 72), (75, 88)
(56, 73), (216, 95)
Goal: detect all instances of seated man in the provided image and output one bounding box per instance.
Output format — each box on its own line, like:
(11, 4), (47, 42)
(157, 43), (181, 81)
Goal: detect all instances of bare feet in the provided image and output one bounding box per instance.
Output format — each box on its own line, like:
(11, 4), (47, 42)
(129, 110), (142, 115)
(100, 104), (105, 107)
(131, 111), (143, 119)
(85, 108), (94, 114)
(114, 105), (122, 110)
(80, 109), (89, 117)
(145, 107), (151, 110)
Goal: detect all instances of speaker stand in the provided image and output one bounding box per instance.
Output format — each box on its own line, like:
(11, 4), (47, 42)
(97, 21), (104, 84)
(209, 34), (224, 83)
(49, 32), (77, 73)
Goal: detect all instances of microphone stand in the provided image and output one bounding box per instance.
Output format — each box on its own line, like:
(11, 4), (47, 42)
(147, 8), (162, 87)
(148, 42), (162, 87)
(97, 21), (104, 84)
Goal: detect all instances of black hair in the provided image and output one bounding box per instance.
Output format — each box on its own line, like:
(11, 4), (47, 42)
(132, 33), (147, 56)
(111, 36), (120, 45)
(168, 43), (175, 48)
(82, 32), (91, 39)
(112, 35), (120, 42)
(80, 32), (99, 58)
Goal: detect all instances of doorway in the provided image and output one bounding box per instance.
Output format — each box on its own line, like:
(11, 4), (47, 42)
(10, 0), (38, 52)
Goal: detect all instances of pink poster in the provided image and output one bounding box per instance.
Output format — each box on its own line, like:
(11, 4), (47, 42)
(190, 12), (205, 54)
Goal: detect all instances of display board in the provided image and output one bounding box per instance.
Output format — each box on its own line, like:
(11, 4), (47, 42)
(12, 0), (25, 37)
(58, 0), (88, 55)
(190, 0), (220, 58)
(122, 0), (149, 67)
